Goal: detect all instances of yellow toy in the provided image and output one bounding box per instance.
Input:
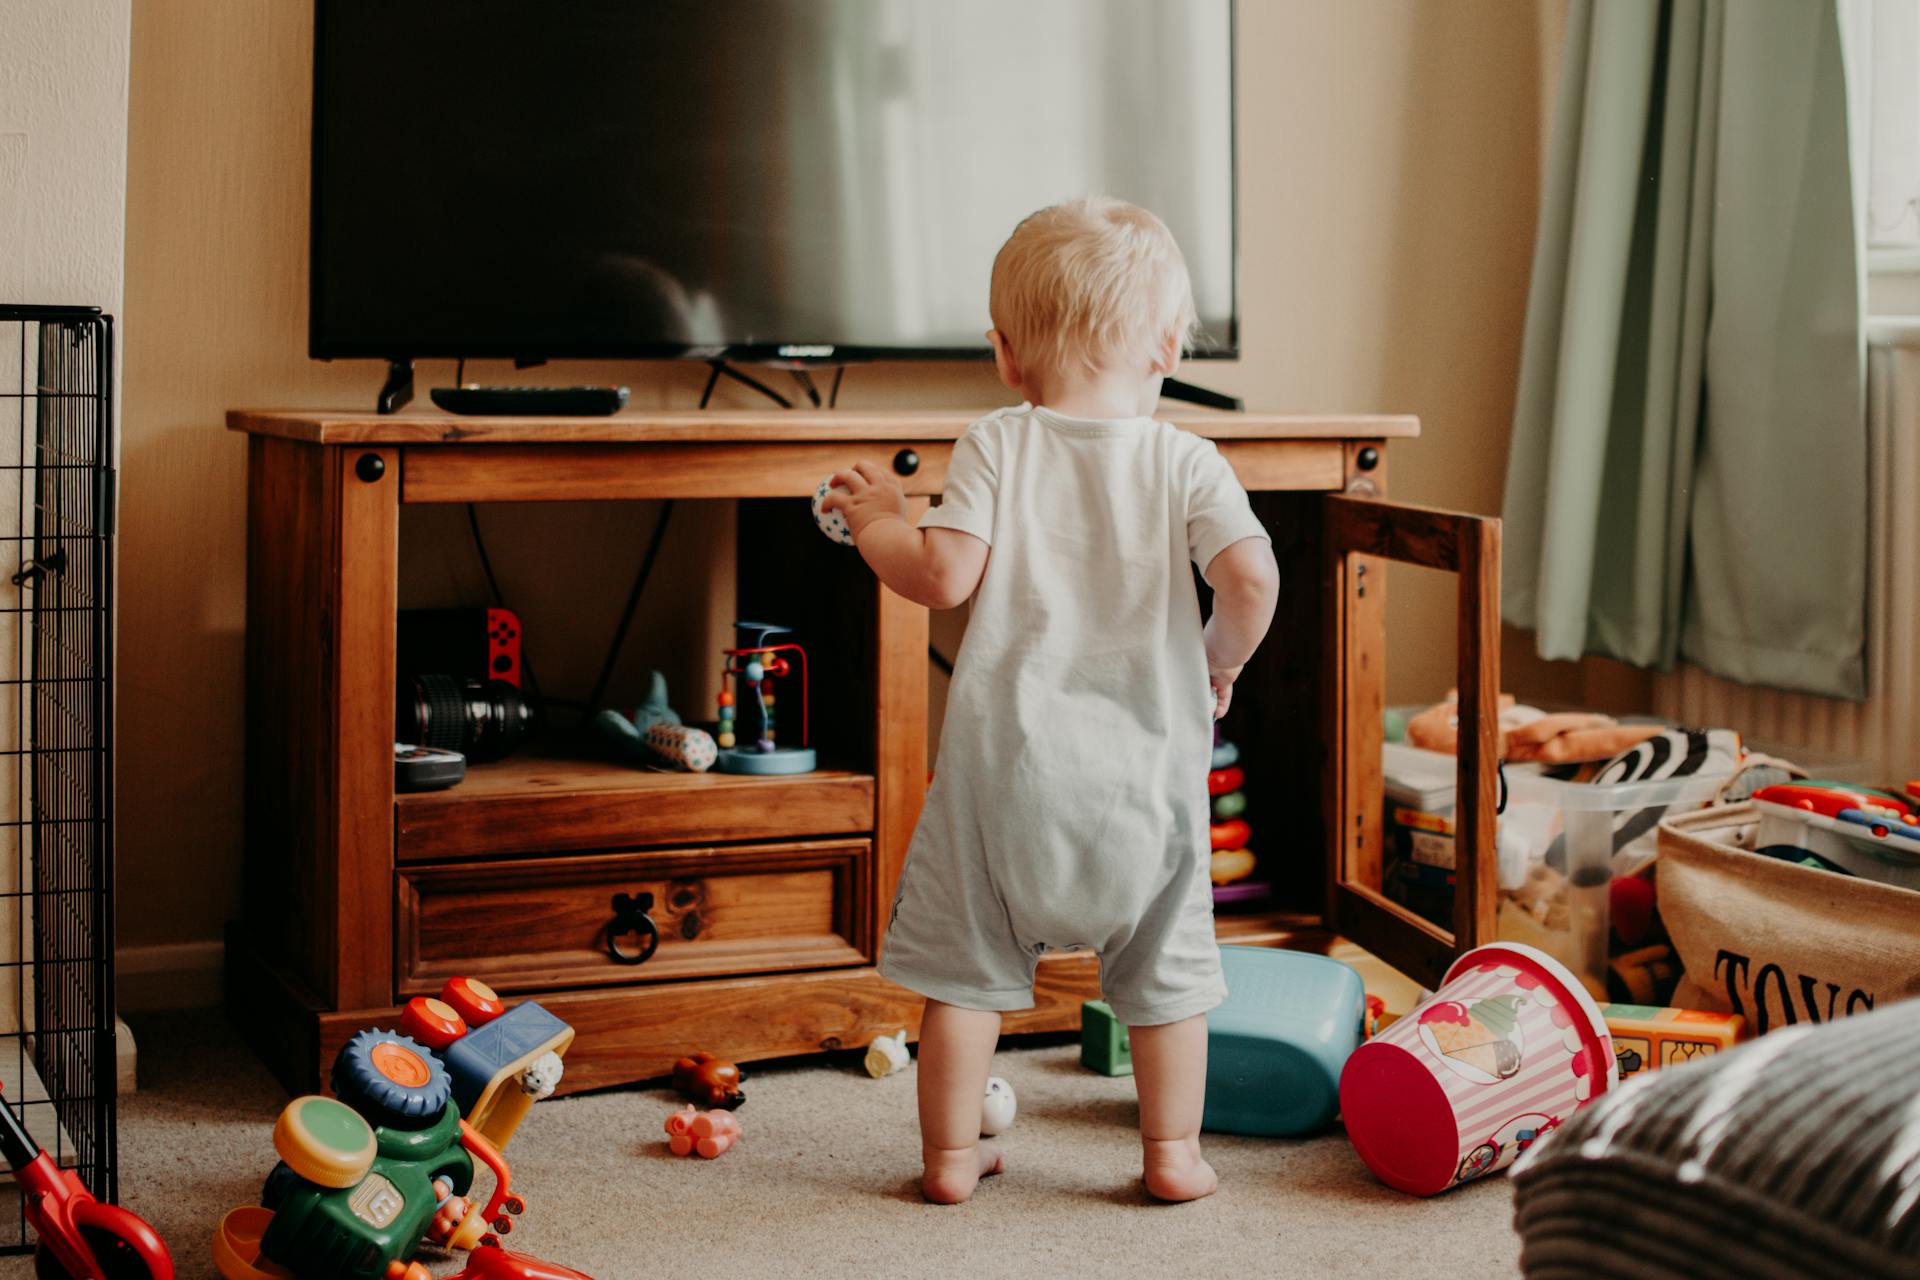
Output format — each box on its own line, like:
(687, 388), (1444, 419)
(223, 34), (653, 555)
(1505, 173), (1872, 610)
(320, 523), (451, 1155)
(1602, 1004), (1743, 1079)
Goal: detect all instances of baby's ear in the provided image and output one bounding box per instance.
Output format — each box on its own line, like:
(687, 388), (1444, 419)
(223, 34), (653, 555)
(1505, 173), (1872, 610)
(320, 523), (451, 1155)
(1149, 327), (1182, 377)
(987, 329), (1023, 393)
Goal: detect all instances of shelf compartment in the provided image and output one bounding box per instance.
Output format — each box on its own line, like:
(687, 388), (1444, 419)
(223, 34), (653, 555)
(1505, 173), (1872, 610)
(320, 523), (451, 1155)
(396, 838), (871, 996)
(394, 753), (875, 861)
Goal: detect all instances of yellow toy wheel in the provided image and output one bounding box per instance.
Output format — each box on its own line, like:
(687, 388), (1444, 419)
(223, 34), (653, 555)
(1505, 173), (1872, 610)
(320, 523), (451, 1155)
(272, 1095), (376, 1189)
(212, 1206), (292, 1280)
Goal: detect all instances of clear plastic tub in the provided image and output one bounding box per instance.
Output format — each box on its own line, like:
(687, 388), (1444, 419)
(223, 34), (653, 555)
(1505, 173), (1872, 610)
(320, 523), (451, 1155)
(1383, 744), (1733, 1000)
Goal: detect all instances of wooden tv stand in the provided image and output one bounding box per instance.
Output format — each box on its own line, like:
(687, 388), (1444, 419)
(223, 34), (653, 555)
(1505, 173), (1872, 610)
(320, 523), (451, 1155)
(226, 406), (1501, 1096)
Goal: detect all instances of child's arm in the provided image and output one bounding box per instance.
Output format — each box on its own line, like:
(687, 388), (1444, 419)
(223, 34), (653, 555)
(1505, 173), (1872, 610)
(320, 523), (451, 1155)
(1202, 537), (1279, 718)
(822, 461), (989, 610)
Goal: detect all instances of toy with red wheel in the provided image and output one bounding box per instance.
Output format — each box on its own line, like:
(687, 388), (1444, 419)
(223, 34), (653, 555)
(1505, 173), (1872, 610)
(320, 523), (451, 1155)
(0, 1083), (173, 1280)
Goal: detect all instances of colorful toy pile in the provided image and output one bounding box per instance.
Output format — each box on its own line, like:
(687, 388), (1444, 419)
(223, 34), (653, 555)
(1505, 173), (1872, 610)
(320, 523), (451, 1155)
(213, 978), (575, 1280)
(1752, 781), (1920, 889)
(1208, 731), (1260, 897)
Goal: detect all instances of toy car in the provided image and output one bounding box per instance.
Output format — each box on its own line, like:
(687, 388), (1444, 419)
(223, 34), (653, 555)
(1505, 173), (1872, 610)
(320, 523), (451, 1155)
(213, 1030), (526, 1280)
(399, 977), (574, 1149)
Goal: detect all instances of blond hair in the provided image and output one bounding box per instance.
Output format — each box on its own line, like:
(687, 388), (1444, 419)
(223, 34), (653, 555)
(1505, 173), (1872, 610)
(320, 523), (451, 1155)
(989, 197), (1197, 378)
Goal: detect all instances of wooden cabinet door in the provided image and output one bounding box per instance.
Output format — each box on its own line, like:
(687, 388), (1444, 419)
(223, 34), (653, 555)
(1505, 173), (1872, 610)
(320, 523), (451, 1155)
(1323, 494), (1501, 990)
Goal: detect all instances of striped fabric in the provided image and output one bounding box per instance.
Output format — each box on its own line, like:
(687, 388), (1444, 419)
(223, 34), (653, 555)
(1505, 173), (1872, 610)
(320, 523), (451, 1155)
(1511, 999), (1920, 1278)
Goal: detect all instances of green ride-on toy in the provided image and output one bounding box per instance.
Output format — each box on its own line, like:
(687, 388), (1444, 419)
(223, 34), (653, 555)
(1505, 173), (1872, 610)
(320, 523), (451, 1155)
(213, 1029), (526, 1280)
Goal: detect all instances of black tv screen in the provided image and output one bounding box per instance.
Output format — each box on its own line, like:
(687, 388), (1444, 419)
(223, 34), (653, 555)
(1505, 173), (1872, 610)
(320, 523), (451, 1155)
(311, 0), (1236, 363)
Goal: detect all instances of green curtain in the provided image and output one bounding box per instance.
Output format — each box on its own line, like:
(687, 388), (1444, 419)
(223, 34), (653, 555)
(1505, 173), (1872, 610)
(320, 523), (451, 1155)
(1502, 0), (1865, 699)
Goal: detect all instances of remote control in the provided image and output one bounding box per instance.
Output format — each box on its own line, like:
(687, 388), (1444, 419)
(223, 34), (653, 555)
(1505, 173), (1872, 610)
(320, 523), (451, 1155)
(396, 742), (466, 792)
(430, 385), (630, 416)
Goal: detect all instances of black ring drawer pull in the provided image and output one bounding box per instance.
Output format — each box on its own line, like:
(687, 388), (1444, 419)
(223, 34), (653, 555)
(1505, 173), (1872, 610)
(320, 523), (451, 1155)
(606, 891), (661, 966)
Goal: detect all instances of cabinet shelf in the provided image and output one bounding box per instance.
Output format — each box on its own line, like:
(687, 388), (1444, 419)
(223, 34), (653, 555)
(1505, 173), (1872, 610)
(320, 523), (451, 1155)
(394, 752), (876, 861)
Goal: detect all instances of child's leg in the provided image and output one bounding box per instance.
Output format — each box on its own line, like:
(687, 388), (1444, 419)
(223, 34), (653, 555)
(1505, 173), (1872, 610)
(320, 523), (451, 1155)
(916, 999), (1005, 1204)
(1128, 1013), (1218, 1201)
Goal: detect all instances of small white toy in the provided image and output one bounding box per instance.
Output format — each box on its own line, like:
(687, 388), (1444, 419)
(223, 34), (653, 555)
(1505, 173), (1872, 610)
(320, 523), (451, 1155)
(865, 1029), (911, 1078)
(981, 1076), (1017, 1136)
(812, 475), (856, 546)
(518, 1050), (565, 1101)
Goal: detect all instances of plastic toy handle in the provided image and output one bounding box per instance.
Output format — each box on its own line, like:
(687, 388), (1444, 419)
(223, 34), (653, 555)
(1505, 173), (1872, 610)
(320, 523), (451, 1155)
(454, 1118), (521, 1246)
(71, 1198), (177, 1279)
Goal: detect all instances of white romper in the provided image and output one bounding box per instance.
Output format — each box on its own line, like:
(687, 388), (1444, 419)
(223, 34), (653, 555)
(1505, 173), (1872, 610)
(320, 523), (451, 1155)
(878, 403), (1271, 1026)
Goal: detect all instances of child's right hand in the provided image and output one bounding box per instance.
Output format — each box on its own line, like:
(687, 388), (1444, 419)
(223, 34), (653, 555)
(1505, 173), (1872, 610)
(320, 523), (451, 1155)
(1209, 666), (1240, 720)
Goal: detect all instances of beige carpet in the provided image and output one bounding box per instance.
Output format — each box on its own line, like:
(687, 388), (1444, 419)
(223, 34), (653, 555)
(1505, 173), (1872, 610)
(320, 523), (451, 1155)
(0, 1012), (1519, 1279)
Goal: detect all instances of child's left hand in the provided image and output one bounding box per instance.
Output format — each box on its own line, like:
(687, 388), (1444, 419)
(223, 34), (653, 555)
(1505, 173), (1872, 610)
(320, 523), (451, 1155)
(821, 462), (908, 543)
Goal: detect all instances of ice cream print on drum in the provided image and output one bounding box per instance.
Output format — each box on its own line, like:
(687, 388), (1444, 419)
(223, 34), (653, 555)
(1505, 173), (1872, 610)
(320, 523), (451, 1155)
(1417, 994), (1526, 1083)
(1339, 942), (1614, 1196)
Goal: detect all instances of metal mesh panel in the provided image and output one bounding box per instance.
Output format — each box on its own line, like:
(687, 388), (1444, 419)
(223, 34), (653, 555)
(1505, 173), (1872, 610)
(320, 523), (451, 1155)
(0, 305), (116, 1251)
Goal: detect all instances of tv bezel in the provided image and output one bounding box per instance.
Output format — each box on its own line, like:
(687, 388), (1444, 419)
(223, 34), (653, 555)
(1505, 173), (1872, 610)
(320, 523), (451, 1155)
(308, 0), (1238, 364)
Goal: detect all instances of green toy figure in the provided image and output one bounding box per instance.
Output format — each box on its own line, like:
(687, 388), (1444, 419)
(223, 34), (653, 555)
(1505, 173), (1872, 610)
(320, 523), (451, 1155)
(592, 671), (719, 772)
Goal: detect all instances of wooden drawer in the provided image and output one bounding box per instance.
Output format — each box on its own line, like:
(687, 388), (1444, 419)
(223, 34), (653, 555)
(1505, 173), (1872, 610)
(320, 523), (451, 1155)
(395, 839), (871, 996)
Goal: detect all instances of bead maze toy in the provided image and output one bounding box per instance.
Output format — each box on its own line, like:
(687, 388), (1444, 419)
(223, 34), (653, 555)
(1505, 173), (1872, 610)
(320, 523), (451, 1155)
(213, 1029), (530, 1280)
(663, 1105), (742, 1158)
(0, 1081), (174, 1280)
(397, 977), (575, 1150)
(714, 621), (816, 775)
(1202, 946), (1366, 1137)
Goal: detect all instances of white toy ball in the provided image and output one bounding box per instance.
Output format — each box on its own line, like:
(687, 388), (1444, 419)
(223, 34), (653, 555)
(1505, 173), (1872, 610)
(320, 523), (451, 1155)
(981, 1076), (1017, 1136)
(812, 475), (856, 546)
(865, 1029), (910, 1078)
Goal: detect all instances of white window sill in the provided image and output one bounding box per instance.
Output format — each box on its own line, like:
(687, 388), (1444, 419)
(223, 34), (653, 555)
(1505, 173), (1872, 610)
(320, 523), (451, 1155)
(1868, 247), (1920, 320)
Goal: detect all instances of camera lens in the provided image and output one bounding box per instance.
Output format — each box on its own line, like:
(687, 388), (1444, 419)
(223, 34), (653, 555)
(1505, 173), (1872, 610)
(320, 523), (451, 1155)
(400, 674), (536, 763)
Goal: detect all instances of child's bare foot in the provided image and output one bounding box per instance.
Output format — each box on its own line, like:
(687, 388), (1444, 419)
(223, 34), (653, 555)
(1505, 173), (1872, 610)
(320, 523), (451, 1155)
(921, 1141), (1004, 1204)
(1142, 1136), (1217, 1202)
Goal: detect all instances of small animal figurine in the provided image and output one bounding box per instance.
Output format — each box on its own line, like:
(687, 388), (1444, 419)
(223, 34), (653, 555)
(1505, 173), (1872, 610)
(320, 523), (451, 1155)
(865, 1029), (911, 1078)
(673, 1050), (746, 1109)
(664, 1104), (742, 1158)
(981, 1076), (1017, 1136)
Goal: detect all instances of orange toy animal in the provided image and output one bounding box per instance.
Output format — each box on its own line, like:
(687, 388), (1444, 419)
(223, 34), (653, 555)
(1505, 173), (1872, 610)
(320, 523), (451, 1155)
(672, 1051), (745, 1109)
(664, 1104), (742, 1158)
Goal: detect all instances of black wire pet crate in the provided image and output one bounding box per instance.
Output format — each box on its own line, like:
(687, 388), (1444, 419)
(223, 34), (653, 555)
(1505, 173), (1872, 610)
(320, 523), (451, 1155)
(0, 305), (117, 1251)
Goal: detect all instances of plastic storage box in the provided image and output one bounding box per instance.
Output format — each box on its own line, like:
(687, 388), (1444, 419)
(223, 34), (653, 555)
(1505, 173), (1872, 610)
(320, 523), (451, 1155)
(1383, 743), (1733, 999)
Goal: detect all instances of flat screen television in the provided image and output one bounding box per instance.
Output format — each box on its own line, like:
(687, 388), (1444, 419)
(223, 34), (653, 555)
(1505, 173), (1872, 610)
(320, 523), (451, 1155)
(311, 0), (1236, 364)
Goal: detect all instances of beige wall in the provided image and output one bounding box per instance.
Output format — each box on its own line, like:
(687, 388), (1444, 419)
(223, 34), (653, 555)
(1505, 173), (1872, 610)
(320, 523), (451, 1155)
(119, 0), (1584, 975)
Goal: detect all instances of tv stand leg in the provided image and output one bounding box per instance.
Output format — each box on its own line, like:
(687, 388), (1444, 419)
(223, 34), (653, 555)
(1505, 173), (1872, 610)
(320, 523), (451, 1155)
(377, 359), (415, 414)
(1162, 376), (1243, 412)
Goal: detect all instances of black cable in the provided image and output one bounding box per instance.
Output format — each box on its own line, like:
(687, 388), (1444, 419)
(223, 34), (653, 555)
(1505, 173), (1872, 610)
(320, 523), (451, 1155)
(928, 644), (954, 677)
(698, 363), (723, 409)
(466, 503), (506, 605)
(455, 357), (465, 387)
(587, 500), (676, 709)
(828, 366), (845, 408)
(790, 368), (822, 407)
(705, 359), (792, 409)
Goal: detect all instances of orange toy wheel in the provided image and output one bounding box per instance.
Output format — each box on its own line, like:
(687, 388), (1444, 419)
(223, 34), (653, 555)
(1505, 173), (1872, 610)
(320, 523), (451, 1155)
(400, 997), (468, 1051)
(441, 976), (507, 1027)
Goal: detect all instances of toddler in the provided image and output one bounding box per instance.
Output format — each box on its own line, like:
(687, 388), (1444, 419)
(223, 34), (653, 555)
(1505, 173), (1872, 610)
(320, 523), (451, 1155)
(822, 198), (1279, 1204)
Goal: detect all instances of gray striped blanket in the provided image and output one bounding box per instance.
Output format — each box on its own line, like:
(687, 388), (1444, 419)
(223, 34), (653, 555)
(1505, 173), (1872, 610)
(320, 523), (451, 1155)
(1511, 998), (1920, 1278)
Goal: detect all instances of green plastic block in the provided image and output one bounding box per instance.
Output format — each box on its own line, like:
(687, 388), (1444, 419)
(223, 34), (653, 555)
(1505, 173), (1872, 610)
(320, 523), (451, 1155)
(1080, 999), (1133, 1076)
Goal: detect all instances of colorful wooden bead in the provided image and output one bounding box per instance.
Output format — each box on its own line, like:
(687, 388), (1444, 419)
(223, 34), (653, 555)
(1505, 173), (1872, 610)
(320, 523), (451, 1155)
(1212, 790), (1247, 820)
(761, 693), (774, 707)
(1208, 766), (1245, 797)
(745, 660), (764, 682)
(1210, 818), (1251, 850)
(718, 691), (734, 708)
(717, 733), (736, 748)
